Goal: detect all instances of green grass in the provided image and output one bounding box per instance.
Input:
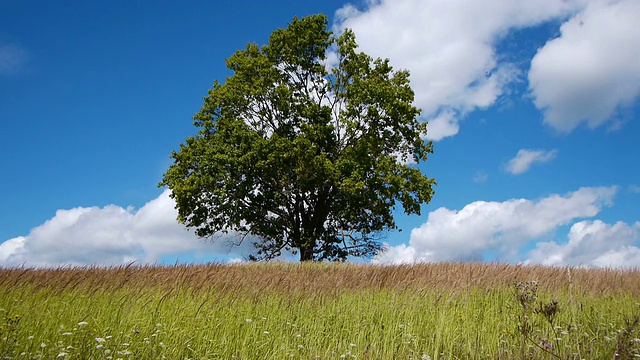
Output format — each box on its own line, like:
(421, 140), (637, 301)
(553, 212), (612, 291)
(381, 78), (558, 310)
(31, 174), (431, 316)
(1, 263), (639, 359)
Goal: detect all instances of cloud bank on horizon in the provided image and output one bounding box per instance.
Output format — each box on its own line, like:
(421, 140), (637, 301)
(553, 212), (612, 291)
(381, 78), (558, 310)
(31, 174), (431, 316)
(1, 0), (638, 268)
(0, 191), (255, 267)
(374, 186), (640, 267)
(2, 187), (638, 267)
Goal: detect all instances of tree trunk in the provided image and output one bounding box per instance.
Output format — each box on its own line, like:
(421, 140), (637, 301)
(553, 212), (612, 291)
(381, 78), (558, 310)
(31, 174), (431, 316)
(300, 243), (314, 261)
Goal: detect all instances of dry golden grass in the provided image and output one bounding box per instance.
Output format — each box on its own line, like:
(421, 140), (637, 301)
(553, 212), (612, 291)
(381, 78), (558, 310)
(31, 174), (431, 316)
(1, 261), (639, 296)
(2, 262), (640, 358)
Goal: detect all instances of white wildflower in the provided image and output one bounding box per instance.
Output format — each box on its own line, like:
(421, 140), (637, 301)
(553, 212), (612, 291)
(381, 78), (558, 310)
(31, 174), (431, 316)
(77, 321), (88, 327)
(57, 353), (67, 358)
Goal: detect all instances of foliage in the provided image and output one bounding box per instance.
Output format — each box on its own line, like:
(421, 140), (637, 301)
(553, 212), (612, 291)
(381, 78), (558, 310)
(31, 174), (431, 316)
(160, 14), (435, 261)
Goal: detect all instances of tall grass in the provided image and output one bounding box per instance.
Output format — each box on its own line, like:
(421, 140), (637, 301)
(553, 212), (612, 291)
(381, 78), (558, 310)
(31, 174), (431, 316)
(1, 262), (639, 359)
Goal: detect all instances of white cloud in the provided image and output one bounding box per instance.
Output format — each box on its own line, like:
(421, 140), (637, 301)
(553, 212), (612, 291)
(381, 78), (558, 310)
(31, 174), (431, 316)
(334, 0), (587, 140)
(376, 244), (417, 265)
(473, 171), (489, 183)
(0, 44), (27, 76)
(0, 237), (26, 263)
(374, 186), (618, 264)
(526, 220), (640, 267)
(0, 190), (258, 267)
(505, 149), (558, 175)
(529, 0), (640, 132)
(425, 111), (460, 141)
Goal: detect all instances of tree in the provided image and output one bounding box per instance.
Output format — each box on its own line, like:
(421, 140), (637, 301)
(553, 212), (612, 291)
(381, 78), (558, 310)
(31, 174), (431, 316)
(159, 14), (436, 261)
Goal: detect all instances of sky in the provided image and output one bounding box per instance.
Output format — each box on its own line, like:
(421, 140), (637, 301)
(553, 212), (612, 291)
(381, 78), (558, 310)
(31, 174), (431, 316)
(1, 0), (639, 268)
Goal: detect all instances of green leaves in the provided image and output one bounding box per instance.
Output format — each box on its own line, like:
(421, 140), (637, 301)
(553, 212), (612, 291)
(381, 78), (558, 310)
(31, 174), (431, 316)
(160, 14), (436, 261)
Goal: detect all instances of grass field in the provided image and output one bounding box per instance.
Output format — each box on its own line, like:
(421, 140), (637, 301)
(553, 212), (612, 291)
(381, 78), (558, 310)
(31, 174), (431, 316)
(1, 262), (639, 359)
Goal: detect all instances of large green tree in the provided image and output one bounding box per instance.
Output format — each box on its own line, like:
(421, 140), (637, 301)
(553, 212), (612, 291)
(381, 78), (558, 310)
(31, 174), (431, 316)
(160, 14), (436, 261)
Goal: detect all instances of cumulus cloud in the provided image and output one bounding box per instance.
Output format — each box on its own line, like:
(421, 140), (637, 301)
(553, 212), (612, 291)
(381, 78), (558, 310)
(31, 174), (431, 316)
(505, 149), (558, 175)
(0, 190), (258, 267)
(423, 111), (460, 141)
(0, 44), (28, 76)
(529, 0), (640, 132)
(334, 0), (586, 140)
(526, 220), (640, 267)
(374, 186), (618, 264)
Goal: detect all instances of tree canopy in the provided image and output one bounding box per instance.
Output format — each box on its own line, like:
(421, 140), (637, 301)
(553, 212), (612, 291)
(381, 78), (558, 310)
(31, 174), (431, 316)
(160, 14), (436, 261)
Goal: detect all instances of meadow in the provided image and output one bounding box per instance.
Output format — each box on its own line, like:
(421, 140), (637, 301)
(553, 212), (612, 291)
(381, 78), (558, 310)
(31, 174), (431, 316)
(1, 262), (639, 359)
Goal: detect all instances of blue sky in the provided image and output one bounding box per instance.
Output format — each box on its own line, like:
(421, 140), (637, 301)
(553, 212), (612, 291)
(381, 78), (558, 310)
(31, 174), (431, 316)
(1, 0), (639, 267)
